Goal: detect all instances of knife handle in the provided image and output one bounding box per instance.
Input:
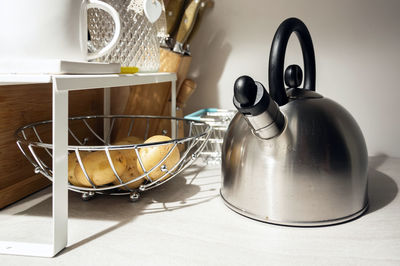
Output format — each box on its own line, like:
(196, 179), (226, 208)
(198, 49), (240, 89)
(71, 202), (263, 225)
(174, 0), (201, 51)
(177, 79), (197, 108)
(185, 0), (214, 51)
(166, 0), (186, 35)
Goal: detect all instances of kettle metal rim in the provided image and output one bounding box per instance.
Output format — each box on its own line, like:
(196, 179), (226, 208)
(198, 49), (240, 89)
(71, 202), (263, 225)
(220, 191), (369, 227)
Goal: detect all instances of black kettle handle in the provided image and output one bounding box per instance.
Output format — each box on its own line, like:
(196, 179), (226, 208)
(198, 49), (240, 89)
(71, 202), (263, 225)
(268, 18), (316, 106)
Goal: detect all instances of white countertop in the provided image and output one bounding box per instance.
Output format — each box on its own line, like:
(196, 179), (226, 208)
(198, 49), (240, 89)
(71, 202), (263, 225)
(0, 155), (399, 265)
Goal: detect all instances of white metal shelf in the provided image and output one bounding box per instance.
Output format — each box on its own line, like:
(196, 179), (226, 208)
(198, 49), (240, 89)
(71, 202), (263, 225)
(0, 72), (177, 257)
(0, 72), (176, 86)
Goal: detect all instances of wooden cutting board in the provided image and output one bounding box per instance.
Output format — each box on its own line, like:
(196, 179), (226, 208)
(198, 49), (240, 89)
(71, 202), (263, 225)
(0, 84), (104, 209)
(111, 48), (192, 141)
(156, 78), (197, 139)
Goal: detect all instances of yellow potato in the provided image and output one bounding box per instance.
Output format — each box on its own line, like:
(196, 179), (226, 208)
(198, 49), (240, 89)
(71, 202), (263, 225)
(112, 136), (144, 168)
(111, 136), (145, 189)
(113, 135), (144, 145)
(136, 135), (180, 182)
(121, 136), (144, 144)
(113, 140), (137, 167)
(113, 163), (144, 190)
(68, 151), (89, 187)
(74, 150), (127, 187)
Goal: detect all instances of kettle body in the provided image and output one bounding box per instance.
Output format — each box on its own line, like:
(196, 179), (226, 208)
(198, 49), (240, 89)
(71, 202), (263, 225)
(221, 97), (368, 226)
(220, 18), (368, 226)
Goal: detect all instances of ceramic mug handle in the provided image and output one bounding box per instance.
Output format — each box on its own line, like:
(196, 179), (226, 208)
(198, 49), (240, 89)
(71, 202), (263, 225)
(86, 0), (121, 60)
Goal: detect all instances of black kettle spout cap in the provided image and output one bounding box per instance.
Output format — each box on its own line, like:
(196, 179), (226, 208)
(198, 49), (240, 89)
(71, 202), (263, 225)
(233, 75), (285, 139)
(233, 76), (270, 116)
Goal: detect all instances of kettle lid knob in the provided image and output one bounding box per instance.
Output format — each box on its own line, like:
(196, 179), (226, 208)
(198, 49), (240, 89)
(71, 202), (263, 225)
(284, 65), (303, 88)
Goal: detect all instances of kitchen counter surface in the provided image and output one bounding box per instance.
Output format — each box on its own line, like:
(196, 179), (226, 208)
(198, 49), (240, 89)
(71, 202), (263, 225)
(0, 155), (399, 265)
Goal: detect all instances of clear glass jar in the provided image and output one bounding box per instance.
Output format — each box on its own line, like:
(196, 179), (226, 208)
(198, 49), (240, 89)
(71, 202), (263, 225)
(88, 0), (165, 72)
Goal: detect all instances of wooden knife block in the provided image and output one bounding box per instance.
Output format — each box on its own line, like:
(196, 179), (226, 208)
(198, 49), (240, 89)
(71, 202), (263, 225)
(111, 48), (192, 141)
(159, 48), (192, 94)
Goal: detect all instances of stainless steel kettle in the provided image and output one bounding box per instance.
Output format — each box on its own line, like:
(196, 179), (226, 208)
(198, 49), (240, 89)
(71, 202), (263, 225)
(220, 18), (368, 226)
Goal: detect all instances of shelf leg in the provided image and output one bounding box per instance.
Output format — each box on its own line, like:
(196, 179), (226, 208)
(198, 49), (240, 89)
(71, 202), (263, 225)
(171, 79), (176, 139)
(51, 77), (69, 256)
(0, 77), (69, 257)
(103, 87), (111, 143)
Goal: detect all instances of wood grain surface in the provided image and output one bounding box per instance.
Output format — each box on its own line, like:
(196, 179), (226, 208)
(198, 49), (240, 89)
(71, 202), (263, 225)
(156, 79), (197, 138)
(111, 48), (192, 141)
(110, 82), (172, 141)
(0, 83), (103, 209)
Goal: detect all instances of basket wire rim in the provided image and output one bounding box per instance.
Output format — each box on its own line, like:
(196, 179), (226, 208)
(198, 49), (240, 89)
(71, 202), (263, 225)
(15, 114), (212, 150)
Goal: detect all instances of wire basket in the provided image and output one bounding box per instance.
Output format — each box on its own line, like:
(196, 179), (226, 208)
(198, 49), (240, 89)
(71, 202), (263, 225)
(185, 109), (237, 164)
(15, 115), (211, 201)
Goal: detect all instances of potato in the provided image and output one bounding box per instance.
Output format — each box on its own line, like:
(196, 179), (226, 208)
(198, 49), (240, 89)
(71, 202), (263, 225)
(113, 135), (144, 145)
(121, 136), (144, 144)
(68, 151), (89, 187)
(112, 137), (145, 190)
(113, 140), (137, 166)
(74, 150), (127, 187)
(136, 135), (180, 182)
(113, 136), (144, 168)
(113, 163), (144, 190)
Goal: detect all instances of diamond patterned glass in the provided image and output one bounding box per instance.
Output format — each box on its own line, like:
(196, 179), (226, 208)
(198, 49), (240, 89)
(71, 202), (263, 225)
(88, 0), (165, 72)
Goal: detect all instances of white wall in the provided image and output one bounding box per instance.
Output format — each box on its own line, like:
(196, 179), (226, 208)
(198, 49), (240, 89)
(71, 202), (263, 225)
(186, 0), (400, 157)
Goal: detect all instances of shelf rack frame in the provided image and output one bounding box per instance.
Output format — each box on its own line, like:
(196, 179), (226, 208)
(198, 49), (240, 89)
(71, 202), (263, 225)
(0, 72), (177, 257)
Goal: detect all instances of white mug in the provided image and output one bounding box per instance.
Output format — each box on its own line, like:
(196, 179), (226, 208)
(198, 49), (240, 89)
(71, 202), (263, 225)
(0, 0), (121, 61)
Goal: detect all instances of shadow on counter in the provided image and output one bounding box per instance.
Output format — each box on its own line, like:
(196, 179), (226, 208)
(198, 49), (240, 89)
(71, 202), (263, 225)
(366, 154), (398, 214)
(8, 162), (221, 255)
